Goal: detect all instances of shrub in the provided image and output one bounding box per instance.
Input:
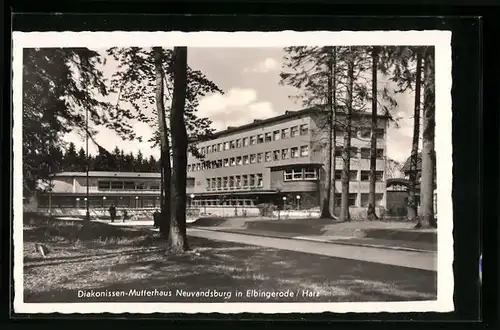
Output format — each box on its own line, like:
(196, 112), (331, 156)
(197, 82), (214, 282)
(256, 203), (277, 217)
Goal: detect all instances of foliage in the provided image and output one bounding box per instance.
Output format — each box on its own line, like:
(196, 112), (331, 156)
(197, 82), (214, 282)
(106, 47), (223, 159)
(22, 48), (134, 196)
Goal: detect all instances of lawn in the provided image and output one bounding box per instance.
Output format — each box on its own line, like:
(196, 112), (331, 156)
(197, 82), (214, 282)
(22, 214), (437, 303)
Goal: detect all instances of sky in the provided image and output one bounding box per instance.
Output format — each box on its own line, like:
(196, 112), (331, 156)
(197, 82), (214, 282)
(63, 47), (416, 164)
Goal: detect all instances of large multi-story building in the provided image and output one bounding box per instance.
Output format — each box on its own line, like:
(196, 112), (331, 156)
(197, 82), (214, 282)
(186, 107), (389, 212)
(35, 107), (389, 214)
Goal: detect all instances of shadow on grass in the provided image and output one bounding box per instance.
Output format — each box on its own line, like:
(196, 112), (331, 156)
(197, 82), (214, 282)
(25, 236), (437, 304)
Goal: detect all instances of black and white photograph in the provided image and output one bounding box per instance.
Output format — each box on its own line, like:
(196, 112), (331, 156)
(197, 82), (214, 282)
(13, 31), (453, 314)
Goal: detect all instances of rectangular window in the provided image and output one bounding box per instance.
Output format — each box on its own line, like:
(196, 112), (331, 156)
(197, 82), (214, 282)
(229, 157), (235, 166)
(361, 148), (370, 159)
(335, 146), (343, 157)
(300, 145), (309, 157)
(200, 147), (205, 154)
(377, 148), (384, 159)
(217, 143), (222, 151)
(236, 156), (242, 166)
(376, 128), (384, 139)
(290, 126), (299, 137)
(257, 174), (263, 187)
(236, 139), (242, 148)
(123, 181), (135, 190)
(273, 150), (280, 161)
(376, 171), (384, 181)
(201, 163), (206, 170)
(111, 181), (123, 189)
(235, 175), (241, 188)
(293, 170), (302, 180)
(250, 154), (256, 164)
(211, 160), (217, 168)
(360, 193), (369, 207)
(242, 175), (248, 187)
(360, 128), (371, 139)
(350, 147), (358, 158)
(149, 185), (160, 190)
(196, 164), (201, 171)
(243, 155), (249, 164)
(223, 177), (228, 190)
(98, 181), (111, 190)
(250, 136), (257, 145)
(300, 124), (309, 136)
(350, 170), (358, 181)
(187, 164), (191, 172)
(282, 148), (289, 160)
(284, 170), (293, 181)
(206, 179), (211, 190)
(212, 145), (217, 153)
(348, 193), (357, 207)
(304, 168), (317, 180)
(265, 132), (272, 142)
(229, 176), (234, 189)
(257, 134), (264, 144)
(217, 178), (222, 189)
(257, 153), (263, 163)
(223, 158), (229, 167)
(291, 147), (299, 158)
(249, 174), (255, 187)
(223, 141), (230, 151)
(211, 178), (217, 190)
(361, 170), (370, 181)
(265, 151), (272, 162)
(335, 170), (342, 180)
(273, 130), (281, 140)
(243, 137), (249, 147)
(217, 160), (222, 168)
(281, 128), (289, 139)
(230, 140), (236, 149)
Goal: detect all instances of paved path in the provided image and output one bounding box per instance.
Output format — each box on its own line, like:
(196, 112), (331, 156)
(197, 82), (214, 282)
(78, 218), (436, 272)
(186, 228), (437, 272)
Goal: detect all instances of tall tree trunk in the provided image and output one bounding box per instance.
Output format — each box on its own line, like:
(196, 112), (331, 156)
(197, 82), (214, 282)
(407, 48), (423, 222)
(368, 46), (379, 221)
(340, 52), (354, 222)
(331, 47), (337, 217)
(153, 47), (171, 237)
(320, 46), (335, 219)
(168, 46), (190, 252)
(417, 46), (436, 228)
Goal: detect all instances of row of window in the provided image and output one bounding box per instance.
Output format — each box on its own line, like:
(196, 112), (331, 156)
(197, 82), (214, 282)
(189, 193), (384, 208)
(336, 126), (385, 140)
(97, 181), (160, 191)
(335, 147), (385, 159)
(206, 173), (264, 191)
(336, 170), (384, 181)
(284, 168), (319, 181)
(38, 195), (161, 208)
(188, 145), (309, 172)
(197, 124), (310, 155)
(337, 193), (384, 207)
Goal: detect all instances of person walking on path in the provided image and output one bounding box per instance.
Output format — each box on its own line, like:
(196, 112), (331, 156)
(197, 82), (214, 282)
(108, 204), (117, 223)
(122, 209), (129, 223)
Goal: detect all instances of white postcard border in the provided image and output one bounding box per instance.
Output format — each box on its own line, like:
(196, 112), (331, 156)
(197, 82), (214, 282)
(12, 30), (454, 314)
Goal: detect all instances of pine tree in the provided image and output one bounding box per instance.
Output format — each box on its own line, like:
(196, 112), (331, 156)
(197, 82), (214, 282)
(22, 48), (134, 195)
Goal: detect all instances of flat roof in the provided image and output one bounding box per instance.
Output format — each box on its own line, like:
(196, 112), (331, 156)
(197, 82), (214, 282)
(48, 171), (197, 179)
(192, 106), (391, 142)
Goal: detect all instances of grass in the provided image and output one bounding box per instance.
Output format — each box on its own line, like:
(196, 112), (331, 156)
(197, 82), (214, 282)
(23, 214), (437, 303)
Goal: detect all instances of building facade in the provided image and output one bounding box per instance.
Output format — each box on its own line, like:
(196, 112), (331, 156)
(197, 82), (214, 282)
(37, 171), (164, 209)
(37, 108), (389, 214)
(186, 107), (389, 212)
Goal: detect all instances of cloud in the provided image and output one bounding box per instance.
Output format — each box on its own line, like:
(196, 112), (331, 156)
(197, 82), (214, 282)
(197, 87), (280, 132)
(244, 57), (280, 73)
